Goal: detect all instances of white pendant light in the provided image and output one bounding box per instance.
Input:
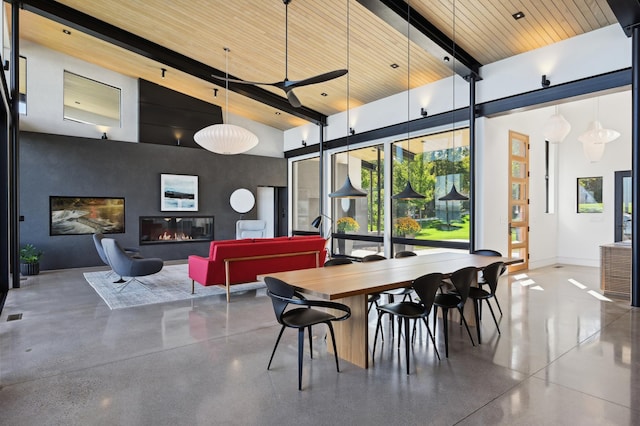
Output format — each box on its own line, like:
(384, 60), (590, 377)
(578, 120), (620, 145)
(194, 48), (258, 155)
(581, 139), (606, 163)
(543, 106), (571, 143)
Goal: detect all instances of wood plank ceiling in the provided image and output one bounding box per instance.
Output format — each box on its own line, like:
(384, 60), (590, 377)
(15, 0), (618, 131)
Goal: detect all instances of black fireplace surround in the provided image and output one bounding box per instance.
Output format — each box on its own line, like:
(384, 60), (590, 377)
(140, 216), (214, 244)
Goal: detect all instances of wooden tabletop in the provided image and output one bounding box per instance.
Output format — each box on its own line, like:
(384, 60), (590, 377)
(259, 252), (519, 300)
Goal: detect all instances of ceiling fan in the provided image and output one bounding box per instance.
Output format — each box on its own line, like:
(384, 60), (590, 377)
(211, 0), (347, 108)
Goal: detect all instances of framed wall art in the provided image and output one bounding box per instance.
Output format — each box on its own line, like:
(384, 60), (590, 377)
(577, 176), (603, 213)
(160, 174), (198, 211)
(50, 196), (125, 235)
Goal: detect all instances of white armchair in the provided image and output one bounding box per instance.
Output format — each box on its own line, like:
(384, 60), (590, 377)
(236, 219), (267, 239)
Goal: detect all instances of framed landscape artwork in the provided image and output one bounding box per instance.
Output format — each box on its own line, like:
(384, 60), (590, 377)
(50, 196), (125, 235)
(577, 177), (603, 213)
(160, 174), (198, 211)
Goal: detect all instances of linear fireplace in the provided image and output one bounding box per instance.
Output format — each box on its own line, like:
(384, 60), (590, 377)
(139, 216), (214, 244)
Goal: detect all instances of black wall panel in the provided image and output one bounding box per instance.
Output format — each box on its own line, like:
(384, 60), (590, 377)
(138, 79), (223, 148)
(19, 132), (286, 270)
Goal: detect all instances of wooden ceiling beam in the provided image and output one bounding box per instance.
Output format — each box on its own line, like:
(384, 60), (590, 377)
(18, 0), (329, 125)
(356, 0), (482, 79)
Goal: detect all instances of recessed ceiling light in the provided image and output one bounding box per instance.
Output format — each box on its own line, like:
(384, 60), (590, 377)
(390, 63), (399, 69)
(62, 29), (71, 35)
(275, 111), (281, 115)
(321, 92), (327, 97)
(512, 11), (525, 20)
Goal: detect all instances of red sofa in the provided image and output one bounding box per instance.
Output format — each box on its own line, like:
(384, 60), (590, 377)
(188, 236), (327, 302)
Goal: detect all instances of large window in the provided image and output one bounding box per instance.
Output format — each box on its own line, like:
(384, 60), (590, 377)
(391, 128), (470, 254)
(331, 144), (384, 257)
(291, 157), (320, 234)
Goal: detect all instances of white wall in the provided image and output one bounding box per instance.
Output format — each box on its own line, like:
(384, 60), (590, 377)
(19, 40), (139, 142)
(19, 41), (285, 157)
(284, 24), (632, 151)
(257, 186), (275, 238)
(478, 90), (632, 268)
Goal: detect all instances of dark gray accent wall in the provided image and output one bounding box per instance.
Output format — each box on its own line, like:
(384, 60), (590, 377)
(19, 132), (286, 270)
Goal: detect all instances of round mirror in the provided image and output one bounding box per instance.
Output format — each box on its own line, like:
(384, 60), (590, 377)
(229, 188), (255, 213)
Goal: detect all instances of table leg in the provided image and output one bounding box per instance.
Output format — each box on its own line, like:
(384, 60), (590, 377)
(326, 294), (369, 369)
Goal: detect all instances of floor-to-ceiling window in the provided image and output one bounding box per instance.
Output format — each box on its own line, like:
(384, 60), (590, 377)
(331, 144), (384, 258)
(291, 157), (320, 234)
(391, 128), (470, 255)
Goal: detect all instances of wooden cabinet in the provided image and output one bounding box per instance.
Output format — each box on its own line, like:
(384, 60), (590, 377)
(600, 243), (632, 299)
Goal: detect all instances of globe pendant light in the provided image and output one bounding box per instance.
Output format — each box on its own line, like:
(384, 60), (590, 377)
(329, 0), (366, 198)
(577, 98), (620, 162)
(194, 48), (258, 155)
(543, 106), (571, 143)
(392, 0), (425, 200)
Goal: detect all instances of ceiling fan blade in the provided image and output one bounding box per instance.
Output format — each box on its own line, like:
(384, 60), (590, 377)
(284, 69), (348, 89)
(286, 89), (302, 108)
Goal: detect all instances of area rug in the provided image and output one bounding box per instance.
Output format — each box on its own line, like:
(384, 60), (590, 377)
(83, 263), (265, 310)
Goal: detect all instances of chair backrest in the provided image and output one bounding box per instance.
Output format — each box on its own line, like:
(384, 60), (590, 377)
(101, 238), (132, 276)
(92, 233), (109, 266)
(236, 220), (268, 239)
(362, 254), (386, 262)
(264, 276), (296, 323)
(412, 272), (442, 314)
(324, 258), (353, 267)
(473, 249), (507, 275)
(482, 261), (505, 295)
(395, 250), (417, 258)
(449, 266), (477, 304)
(472, 249), (501, 257)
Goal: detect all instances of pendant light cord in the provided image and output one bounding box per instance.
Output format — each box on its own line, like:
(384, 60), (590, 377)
(406, 0), (411, 181)
(224, 47), (230, 124)
(346, 0), (351, 169)
(285, 0), (289, 80)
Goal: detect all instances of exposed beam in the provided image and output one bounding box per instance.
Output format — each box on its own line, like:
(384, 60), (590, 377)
(356, 0), (482, 79)
(606, 0), (640, 37)
(16, 0), (329, 126)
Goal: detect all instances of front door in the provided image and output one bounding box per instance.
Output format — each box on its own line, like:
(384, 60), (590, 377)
(508, 131), (529, 272)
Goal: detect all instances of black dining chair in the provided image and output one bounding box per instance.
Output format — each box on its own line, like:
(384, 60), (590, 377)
(383, 250), (418, 303)
(361, 254), (386, 313)
(264, 276), (351, 390)
(468, 261), (504, 344)
(433, 266), (476, 357)
(324, 257), (353, 267)
(372, 272), (442, 374)
(472, 249), (507, 315)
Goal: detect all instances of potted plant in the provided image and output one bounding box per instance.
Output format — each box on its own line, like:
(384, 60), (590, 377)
(394, 217), (421, 252)
(393, 217), (421, 238)
(336, 217), (360, 233)
(335, 217), (359, 255)
(20, 243), (43, 276)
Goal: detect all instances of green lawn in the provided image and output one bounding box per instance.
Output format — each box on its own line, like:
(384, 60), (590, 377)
(416, 220), (469, 240)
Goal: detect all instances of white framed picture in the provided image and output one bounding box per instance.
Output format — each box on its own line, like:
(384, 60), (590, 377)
(160, 174), (198, 211)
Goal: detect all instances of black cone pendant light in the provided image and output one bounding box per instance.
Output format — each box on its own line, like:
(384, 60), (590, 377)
(330, 0), (366, 199)
(439, 183), (468, 201)
(391, 0), (424, 200)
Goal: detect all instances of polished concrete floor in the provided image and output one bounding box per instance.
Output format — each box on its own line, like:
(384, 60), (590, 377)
(0, 263), (639, 425)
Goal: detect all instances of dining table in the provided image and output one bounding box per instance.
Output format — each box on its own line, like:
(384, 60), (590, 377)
(258, 251), (522, 369)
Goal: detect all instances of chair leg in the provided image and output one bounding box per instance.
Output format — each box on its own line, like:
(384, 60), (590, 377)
(442, 308), (449, 358)
(404, 317), (410, 375)
(472, 299), (482, 344)
(326, 322), (340, 373)
(422, 317), (441, 361)
(486, 299), (501, 334)
(298, 328), (305, 390)
(493, 296), (503, 316)
(268, 326), (286, 370)
(372, 312), (384, 358)
(308, 326), (313, 359)
(457, 306), (476, 347)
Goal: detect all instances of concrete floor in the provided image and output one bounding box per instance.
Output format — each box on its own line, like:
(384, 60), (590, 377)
(0, 263), (639, 425)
